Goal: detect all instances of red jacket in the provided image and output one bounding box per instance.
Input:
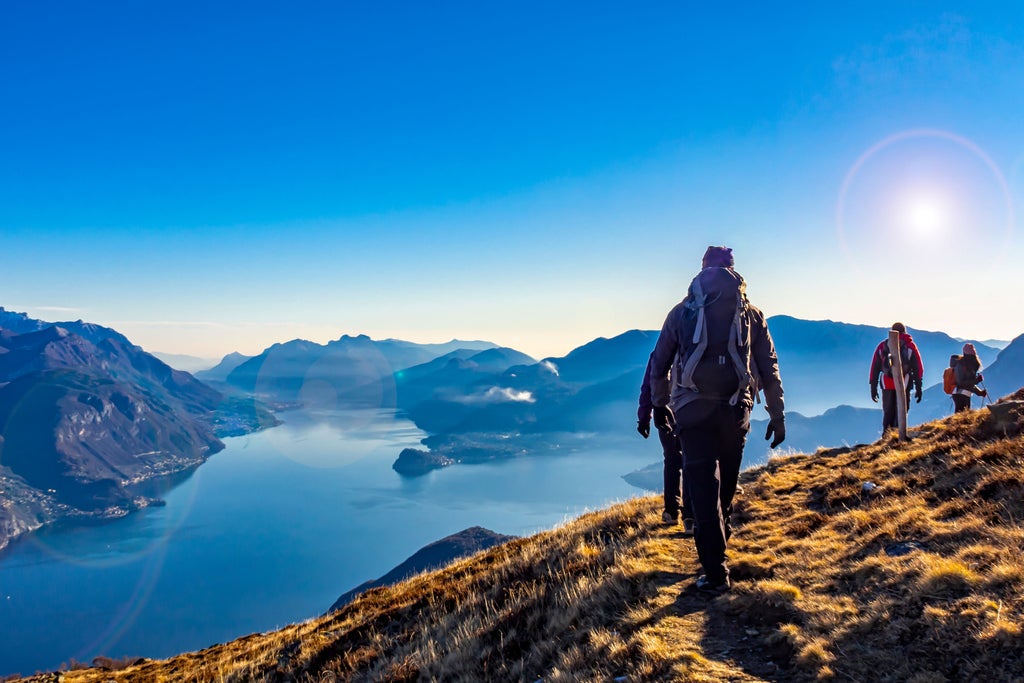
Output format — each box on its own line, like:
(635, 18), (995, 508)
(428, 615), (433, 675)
(869, 334), (924, 391)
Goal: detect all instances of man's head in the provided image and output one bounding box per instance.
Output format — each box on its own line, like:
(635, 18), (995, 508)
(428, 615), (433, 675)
(702, 245), (734, 269)
(891, 322), (906, 334)
(963, 343), (977, 356)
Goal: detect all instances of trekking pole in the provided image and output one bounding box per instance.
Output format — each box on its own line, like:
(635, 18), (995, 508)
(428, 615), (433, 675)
(979, 381), (993, 406)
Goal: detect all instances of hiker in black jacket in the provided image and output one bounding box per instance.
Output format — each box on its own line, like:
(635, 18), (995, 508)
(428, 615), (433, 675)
(649, 246), (785, 595)
(953, 343), (987, 412)
(638, 353), (693, 535)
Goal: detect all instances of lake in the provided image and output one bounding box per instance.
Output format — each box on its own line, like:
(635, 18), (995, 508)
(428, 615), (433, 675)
(0, 409), (656, 676)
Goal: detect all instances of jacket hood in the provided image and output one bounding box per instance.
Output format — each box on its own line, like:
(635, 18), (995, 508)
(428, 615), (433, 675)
(688, 267), (745, 299)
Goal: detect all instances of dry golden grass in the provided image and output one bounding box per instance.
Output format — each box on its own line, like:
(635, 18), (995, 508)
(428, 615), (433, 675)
(13, 393), (1024, 682)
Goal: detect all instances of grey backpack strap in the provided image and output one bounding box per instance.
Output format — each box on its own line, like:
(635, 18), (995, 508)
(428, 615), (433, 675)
(677, 276), (707, 391)
(725, 290), (753, 406)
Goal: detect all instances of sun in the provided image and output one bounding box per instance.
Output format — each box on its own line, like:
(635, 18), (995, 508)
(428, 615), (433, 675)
(900, 193), (950, 238)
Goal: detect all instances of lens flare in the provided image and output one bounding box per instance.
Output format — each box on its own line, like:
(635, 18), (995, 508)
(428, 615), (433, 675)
(836, 129), (1014, 277)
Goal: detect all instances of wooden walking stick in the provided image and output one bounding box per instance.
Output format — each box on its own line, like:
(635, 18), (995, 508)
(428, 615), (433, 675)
(888, 329), (908, 441)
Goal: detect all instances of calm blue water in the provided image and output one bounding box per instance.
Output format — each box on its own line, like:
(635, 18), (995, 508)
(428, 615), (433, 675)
(0, 409), (653, 676)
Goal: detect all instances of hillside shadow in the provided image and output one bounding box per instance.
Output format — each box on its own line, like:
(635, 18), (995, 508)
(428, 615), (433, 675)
(699, 587), (792, 681)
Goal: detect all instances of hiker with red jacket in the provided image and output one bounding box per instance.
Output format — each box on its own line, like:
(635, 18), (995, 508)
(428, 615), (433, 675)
(868, 322), (924, 432)
(649, 246), (786, 595)
(952, 343), (987, 412)
(638, 353), (694, 535)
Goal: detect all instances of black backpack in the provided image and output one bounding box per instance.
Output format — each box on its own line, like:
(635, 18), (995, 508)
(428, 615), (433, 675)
(878, 340), (917, 380)
(673, 267), (755, 405)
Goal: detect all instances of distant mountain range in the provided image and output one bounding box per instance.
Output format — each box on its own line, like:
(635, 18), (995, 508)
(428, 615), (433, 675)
(0, 308), (276, 551)
(195, 351), (253, 382)
(135, 316), (1024, 481)
(4, 303), (1019, 547)
(207, 335), (505, 408)
(151, 352), (220, 374)
(365, 319), (1022, 477)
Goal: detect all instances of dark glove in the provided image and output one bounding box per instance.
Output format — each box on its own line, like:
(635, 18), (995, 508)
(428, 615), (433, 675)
(977, 374), (984, 382)
(637, 419), (650, 439)
(652, 405), (675, 432)
(870, 383), (879, 403)
(915, 387), (922, 403)
(980, 389), (988, 397)
(765, 417), (786, 449)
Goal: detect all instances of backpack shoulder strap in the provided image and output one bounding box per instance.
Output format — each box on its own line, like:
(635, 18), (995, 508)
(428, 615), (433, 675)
(725, 290), (754, 406)
(677, 275), (708, 391)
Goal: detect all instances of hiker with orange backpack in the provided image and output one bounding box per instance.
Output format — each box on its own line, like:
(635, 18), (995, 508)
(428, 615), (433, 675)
(868, 323), (923, 433)
(950, 343), (987, 412)
(649, 246), (785, 595)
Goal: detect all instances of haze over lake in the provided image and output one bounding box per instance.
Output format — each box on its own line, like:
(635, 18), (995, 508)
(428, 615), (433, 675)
(0, 409), (652, 675)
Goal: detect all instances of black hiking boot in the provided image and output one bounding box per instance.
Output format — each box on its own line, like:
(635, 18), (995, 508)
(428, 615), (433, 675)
(695, 574), (731, 595)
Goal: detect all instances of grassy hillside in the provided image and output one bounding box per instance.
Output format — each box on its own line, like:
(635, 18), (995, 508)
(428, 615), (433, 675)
(13, 392), (1024, 682)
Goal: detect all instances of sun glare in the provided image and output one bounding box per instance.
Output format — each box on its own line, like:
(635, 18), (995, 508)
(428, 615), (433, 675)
(901, 194), (949, 238)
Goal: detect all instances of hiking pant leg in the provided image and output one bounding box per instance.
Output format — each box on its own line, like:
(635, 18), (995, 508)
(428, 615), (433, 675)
(952, 394), (971, 413)
(675, 433), (692, 520)
(882, 389), (897, 431)
(715, 404), (750, 543)
(658, 426), (682, 516)
(679, 417), (729, 584)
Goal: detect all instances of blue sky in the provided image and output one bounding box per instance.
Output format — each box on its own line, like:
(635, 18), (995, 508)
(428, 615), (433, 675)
(2, 2), (1023, 360)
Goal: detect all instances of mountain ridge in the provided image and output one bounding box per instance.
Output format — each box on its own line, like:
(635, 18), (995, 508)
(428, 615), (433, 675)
(0, 313), (277, 552)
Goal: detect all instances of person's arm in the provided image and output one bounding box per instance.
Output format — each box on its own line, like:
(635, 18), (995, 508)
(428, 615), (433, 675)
(751, 308), (785, 448)
(649, 307), (681, 408)
(649, 304), (683, 431)
(750, 309), (784, 421)
(638, 355), (654, 422)
(908, 339), (924, 399)
(970, 360), (986, 396)
(637, 356), (654, 437)
(868, 343), (882, 401)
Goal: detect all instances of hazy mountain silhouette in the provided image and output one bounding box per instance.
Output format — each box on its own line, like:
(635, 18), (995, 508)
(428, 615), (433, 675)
(979, 333), (1024, 400)
(222, 335), (500, 407)
(152, 352), (220, 373)
(196, 351), (254, 382)
(395, 347), (537, 418)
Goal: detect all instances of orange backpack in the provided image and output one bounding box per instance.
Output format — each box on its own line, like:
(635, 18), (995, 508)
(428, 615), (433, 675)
(942, 354), (960, 395)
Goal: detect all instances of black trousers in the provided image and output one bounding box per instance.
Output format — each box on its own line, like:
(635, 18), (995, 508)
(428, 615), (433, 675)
(952, 393), (971, 413)
(881, 387), (911, 431)
(657, 426), (691, 519)
(675, 400), (750, 584)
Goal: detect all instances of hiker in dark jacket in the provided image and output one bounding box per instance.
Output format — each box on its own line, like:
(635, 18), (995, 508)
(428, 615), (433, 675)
(868, 323), (924, 432)
(952, 343), (987, 412)
(638, 353), (693, 534)
(649, 246), (785, 595)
